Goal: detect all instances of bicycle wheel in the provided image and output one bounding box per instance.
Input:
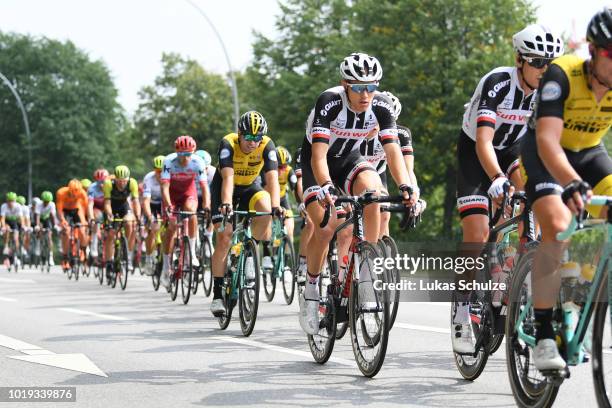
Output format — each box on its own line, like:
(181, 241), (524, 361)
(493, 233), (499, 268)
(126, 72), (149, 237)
(505, 249), (559, 407)
(201, 237), (213, 297)
(39, 236), (48, 273)
(169, 241), (180, 301)
(349, 241), (388, 377)
(218, 247), (237, 330)
(97, 237), (104, 284)
(380, 235), (400, 330)
(118, 236), (129, 290)
(181, 236), (193, 304)
(239, 238), (260, 337)
(308, 279), (337, 364)
(591, 262), (611, 408)
(262, 247), (276, 302)
(72, 237), (80, 281)
(281, 237), (297, 305)
(152, 245), (162, 291)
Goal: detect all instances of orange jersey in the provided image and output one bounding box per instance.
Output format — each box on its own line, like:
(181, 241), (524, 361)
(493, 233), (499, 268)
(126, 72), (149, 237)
(56, 187), (88, 214)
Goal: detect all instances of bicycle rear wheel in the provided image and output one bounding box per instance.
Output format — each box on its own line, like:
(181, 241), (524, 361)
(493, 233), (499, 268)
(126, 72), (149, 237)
(451, 294), (490, 381)
(281, 237), (296, 305)
(505, 249), (559, 407)
(349, 242), (389, 377)
(152, 245), (161, 291)
(169, 241), (180, 301)
(380, 235), (400, 330)
(180, 236), (193, 304)
(262, 255), (276, 302)
(218, 247), (237, 330)
(239, 238), (260, 336)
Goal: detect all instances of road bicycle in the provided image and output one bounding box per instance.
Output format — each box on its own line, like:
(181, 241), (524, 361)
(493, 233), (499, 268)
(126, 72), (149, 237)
(262, 213), (298, 304)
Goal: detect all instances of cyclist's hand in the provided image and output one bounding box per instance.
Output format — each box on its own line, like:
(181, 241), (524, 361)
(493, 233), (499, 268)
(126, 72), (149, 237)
(164, 206), (173, 217)
(488, 176), (513, 205)
(317, 181), (337, 207)
(61, 219), (69, 228)
(398, 184), (413, 206)
(561, 180), (591, 215)
(297, 202), (306, 215)
(272, 206), (284, 218)
(220, 203), (233, 216)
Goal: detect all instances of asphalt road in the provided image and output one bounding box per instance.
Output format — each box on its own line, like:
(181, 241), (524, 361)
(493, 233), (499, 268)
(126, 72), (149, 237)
(0, 265), (609, 408)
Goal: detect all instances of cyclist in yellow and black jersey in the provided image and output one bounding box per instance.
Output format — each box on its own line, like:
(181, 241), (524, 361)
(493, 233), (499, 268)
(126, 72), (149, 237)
(210, 111), (282, 316)
(519, 8), (612, 371)
(103, 165), (141, 277)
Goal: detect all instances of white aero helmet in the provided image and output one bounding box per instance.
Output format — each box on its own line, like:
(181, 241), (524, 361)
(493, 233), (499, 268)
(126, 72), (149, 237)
(512, 24), (564, 58)
(380, 91), (402, 120)
(340, 53), (383, 82)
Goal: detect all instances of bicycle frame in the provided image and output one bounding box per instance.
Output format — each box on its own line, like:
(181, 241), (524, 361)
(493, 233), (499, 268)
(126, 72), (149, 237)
(515, 197), (612, 366)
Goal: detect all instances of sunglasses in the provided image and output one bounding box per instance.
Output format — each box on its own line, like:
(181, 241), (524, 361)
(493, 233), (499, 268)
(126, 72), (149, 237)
(177, 152), (192, 157)
(243, 134), (263, 142)
(347, 83), (378, 93)
(522, 56), (553, 69)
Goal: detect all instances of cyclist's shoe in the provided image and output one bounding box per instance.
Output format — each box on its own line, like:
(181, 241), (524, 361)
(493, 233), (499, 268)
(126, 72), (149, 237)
(127, 251), (134, 271)
(192, 255), (200, 268)
(245, 256), (255, 281)
(161, 270), (170, 291)
(204, 243), (212, 258)
(262, 256), (273, 271)
(452, 302), (475, 353)
(49, 254), (55, 266)
(61, 259), (70, 271)
(210, 298), (225, 317)
(105, 263), (113, 284)
(21, 248), (27, 257)
(2, 247), (9, 256)
(90, 247), (98, 258)
(299, 293), (320, 335)
(15, 257), (21, 267)
(296, 264), (307, 285)
(533, 339), (567, 371)
(144, 256), (155, 276)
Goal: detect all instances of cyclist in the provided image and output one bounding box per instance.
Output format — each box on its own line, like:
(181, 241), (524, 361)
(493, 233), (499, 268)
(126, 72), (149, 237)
(160, 136), (210, 290)
(103, 165), (141, 278)
(299, 53), (413, 334)
(56, 179), (89, 271)
(1, 192), (25, 266)
(16, 195), (31, 260)
(80, 178), (92, 191)
(195, 149), (215, 256)
(209, 111), (281, 316)
(519, 8), (612, 370)
(88, 168), (109, 260)
(452, 24), (564, 353)
(34, 191), (58, 265)
(361, 90), (421, 237)
(142, 156), (165, 275)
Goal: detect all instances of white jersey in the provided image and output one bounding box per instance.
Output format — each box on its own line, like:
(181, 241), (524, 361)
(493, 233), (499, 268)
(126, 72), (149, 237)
(142, 171), (162, 204)
(35, 201), (57, 220)
(196, 167), (216, 196)
(1, 203), (23, 220)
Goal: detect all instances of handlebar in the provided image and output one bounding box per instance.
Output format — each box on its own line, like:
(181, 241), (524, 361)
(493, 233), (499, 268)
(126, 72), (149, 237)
(556, 195), (611, 240)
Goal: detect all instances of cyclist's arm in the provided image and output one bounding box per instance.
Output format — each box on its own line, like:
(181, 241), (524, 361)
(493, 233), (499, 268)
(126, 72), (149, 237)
(196, 158), (210, 210)
(87, 197), (95, 221)
(160, 157), (172, 209)
(311, 143), (331, 185)
(534, 64), (577, 186)
(475, 127), (504, 179)
(399, 127), (418, 194)
(128, 179), (141, 219)
(309, 92), (339, 186)
(218, 139), (235, 206)
(142, 197), (152, 220)
(373, 94), (409, 187)
(55, 191), (66, 224)
(102, 180), (113, 219)
(262, 139), (280, 208)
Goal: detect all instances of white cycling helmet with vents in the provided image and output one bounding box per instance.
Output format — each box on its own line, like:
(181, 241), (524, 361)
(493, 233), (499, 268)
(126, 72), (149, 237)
(512, 24), (564, 58)
(339, 53), (383, 82)
(380, 91), (402, 120)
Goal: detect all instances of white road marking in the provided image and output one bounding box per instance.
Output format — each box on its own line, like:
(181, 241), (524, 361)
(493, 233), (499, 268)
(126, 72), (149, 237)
(0, 334), (107, 377)
(57, 308), (130, 321)
(0, 296), (17, 302)
(410, 302), (451, 308)
(0, 277), (36, 283)
(394, 322), (450, 334)
(216, 336), (355, 366)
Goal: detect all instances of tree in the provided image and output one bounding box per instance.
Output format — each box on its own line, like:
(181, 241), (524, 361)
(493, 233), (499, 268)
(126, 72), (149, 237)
(0, 31), (124, 196)
(134, 53), (234, 159)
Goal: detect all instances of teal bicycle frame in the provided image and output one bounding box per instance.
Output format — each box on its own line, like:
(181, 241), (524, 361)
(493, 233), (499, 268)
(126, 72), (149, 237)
(515, 195), (612, 365)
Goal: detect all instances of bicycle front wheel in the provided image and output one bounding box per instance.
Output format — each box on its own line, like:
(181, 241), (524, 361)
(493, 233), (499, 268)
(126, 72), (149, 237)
(349, 241), (389, 377)
(181, 236), (193, 304)
(201, 237), (213, 297)
(281, 237), (296, 305)
(505, 249), (559, 407)
(380, 235), (400, 330)
(591, 261), (611, 408)
(239, 238), (260, 337)
(118, 236), (129, 290)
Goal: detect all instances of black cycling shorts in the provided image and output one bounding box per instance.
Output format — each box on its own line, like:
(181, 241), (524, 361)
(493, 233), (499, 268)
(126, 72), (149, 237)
(63, 209), (82, 226)
(210, 171), (269, 224)
(456, 130), (521, 218)
(300, 138), (377, 207)
(520, 130), (612, 215)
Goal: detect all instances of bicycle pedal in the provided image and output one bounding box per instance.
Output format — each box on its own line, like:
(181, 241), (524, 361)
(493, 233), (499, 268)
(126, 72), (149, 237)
(541, 367), (570, 383)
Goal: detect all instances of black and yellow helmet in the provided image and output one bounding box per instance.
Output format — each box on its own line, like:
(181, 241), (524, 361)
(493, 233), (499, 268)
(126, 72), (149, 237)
(277, 146), (292, 165)
(114, 165), (130, 180)
(238, 110), (268, 137)
(153, 155), (165, 170)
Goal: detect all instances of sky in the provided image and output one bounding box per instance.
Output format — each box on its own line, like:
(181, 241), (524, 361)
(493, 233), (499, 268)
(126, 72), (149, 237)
(0, 0), (608, 116)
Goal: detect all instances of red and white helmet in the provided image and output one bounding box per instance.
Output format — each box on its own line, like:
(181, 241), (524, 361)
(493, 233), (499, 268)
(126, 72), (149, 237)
(174, 135), (197, 153)
(93, 168), (109, 182)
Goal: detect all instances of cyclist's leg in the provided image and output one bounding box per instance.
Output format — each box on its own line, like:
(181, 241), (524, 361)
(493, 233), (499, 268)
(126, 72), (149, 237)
(378, 171), (390, 238)
(341, 158), (380, 244)
(210, 172), (233, 313)
(183, 196), (199, 264)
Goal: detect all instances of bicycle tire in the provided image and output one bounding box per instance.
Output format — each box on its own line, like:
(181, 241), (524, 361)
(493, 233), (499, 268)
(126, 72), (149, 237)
(308, 279), (337, 364)
(591, 261), (610, 408)
(119, 236), (129, 290)
(218, 245), (237, 330)
(181, 236), (193, 304)
(380, 235), (400, 330)
(201, 237), (213, 297)
(505, 249), (559, 407)
(262, 263), (277, 302)
(349, 241), (389, 377)
(239, 238), (260, 337)
(281, 237), (296, 305)
(169, 240), (180, 301)
(152, 245), (162, 291)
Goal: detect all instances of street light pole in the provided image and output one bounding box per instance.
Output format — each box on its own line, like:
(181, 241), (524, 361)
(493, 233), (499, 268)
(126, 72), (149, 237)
(184, 0), (240, 129)
(0, 71), (32, 202)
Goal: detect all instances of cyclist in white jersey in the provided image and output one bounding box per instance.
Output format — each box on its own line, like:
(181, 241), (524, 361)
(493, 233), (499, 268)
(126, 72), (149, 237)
(16, 196), (31, 258)
(88, 168), (109, 259)
(195, 149), (215, 255)
(35, 191), (58, 264)
(142, 156), (165, 275)
(1, 192), (25, 263)
(298, 53), (415, 334)
(452, 25), (564, 353)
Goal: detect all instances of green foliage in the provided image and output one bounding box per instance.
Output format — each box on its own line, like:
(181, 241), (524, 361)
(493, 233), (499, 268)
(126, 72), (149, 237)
(0, 31), (124, 197)
(133, 53), (234, 160)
